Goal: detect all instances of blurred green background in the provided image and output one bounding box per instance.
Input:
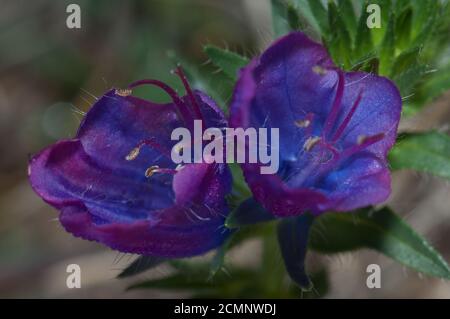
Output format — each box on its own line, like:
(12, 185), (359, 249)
(0, 0), (449, 298)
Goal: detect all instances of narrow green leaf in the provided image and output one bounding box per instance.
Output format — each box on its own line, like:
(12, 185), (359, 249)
(337, 0), (357, 40)
(421, 64), (450, 102)
(326, 1), (352, 68)
(354, 0), (374, 61)
(410, 0), (439, 41)
(287, 3), (302, 31)
(118, 256), (166, 278)
(306, 0), (329, 35)
(379, 13), (395, 76)
(369, 0), (393, 45)
(389, 46), (420, 77)
(261, 224), (286, 296)
(203, 45), (249, 81)
(209, 242), (230, 279)
(228, 162), (251, 202)
(389, 132), (450, 180)
(271, 0), (290, 37)
(309, 207), (450, 279)
(395, 5), (413, 51)
(128, 263), (253, 294)
(293, 0), (322, 35)
(392, 64), (427, 96)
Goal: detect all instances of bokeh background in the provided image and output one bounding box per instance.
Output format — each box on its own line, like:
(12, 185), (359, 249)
(0, 0), (449, 298)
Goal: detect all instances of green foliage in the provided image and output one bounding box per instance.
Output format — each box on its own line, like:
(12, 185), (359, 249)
(274, 0), (450, 116)
(271, 0), (292, 37)
(309, 207), (450, 279)
(389, 132), (450, 180)
(203, 45), (249, 81)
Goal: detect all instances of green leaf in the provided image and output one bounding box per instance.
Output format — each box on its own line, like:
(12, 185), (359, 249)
(389, 46), (421, 77)
(228, 162), (251, 202)
(293, 0), (322, 35)
(392, 64), (428, 96)
(326, 1), (352, 68)
(389, 132), (450, 180)
(337, 0), (357, 40)
(410, 9), (438, 49)
(410, 0), (439, 42)
(128, 262), (256, 297)
(379, 13), (395, 76)
(309, 207), (450, 279)
(117, 256), (166, 278)
(271, 0), (291, 37)
(306, 0), (329, 35)
(354, 0), (374, 61)
(261, 224), (286, 296)
(287, 3), (302, 31)
(209, 234), (234, 278)
(421, 63), (450, 102)
(203, 45), (249, 81)
(369, 0), (392, 45)
(395, 5), (413, 51)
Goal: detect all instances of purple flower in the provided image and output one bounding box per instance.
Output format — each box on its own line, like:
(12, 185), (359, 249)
(29, 68), (231, 258)
(230, 32), (402, 217)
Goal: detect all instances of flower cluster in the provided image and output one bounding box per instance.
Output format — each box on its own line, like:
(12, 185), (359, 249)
(29, 32), (401, 257)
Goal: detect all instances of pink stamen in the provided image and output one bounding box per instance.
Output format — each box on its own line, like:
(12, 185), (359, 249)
(318, 141), (340, 160)
(322, 70), (345, 139)
(174, 66), (204, 121)
(331, 90), (363, 143)
(127, 79), (193, 124)
(340, 133), (385, 160)
(154, 168), (177, 174)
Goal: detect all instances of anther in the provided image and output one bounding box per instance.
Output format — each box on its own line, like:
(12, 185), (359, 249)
(304, 136), (321, 151)
(125, 147), (140, 161)
(115, 88), (132, 97)
(357, 133), (385, 145)
(145, 165), (160, 177)
(295, 119), (311, 128)
(312, 65), (327, 75)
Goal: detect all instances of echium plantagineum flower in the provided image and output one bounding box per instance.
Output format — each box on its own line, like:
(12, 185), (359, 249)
(28, 67), (232, 258)
(230, 32), (402, 217)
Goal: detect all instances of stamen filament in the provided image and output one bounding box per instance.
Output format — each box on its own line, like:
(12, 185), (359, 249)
(127, 79), (193, 124)
(174, 66), (204, 121)
(322, 70), (345, 139)
(331, 90), (363, 143)
(145, 165), (177, 177)
(340, 133), (385, 159)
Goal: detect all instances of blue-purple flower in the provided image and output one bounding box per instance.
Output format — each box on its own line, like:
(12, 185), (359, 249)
(230, 32), (402, 217)
(29, 68), (231, 258)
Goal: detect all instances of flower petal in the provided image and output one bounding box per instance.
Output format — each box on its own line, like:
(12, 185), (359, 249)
(230, 32), (339, 161)
(332, 72), (402, 157)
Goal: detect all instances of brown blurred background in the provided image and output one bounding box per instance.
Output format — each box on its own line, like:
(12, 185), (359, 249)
(0, 0), (449, 298)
